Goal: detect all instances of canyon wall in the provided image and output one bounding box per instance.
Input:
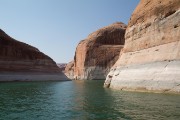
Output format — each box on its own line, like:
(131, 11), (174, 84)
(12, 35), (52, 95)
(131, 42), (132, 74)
(0, 29), (68, 81)
(65, 61), (74, 79)
(104, 0), (180, 93)
(73, 22), (126, 80)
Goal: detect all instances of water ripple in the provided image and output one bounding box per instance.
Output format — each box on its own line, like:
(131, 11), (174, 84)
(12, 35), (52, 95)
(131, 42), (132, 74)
(0, 81), (179, 120)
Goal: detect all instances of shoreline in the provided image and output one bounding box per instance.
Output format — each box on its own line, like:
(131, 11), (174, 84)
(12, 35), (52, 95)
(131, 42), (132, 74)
(0, 72), (70, 81)
(108, 86), (180, 95)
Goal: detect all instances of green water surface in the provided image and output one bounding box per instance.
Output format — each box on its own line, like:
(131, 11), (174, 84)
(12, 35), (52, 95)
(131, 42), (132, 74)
(0, 80), (179, 120)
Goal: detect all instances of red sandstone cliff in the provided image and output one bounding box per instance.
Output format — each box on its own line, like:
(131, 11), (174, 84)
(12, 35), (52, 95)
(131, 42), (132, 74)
(73, 22), (126, 80)
(104, 0), (180, 93)
(0, 29), (68, 81)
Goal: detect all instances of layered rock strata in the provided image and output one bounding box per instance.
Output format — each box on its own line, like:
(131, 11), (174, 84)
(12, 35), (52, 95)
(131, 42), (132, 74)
(0, 29), (68, 81)
(104, 0), (180, 93)
(74, 22), (126, 80)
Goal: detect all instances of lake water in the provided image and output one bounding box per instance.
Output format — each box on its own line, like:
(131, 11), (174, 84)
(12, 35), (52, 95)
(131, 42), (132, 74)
(0, 80), (180, 120)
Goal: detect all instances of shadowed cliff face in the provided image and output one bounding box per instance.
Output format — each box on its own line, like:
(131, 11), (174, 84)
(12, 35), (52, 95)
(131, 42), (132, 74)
(73, 22), (126, 80)
(0, 29), (61, 73)
(104, 0), (180, 93)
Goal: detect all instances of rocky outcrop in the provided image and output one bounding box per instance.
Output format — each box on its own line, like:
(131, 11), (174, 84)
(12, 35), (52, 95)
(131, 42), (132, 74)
(0, 29), (68, 81)
(74, 22), (126, 80)
(104, 0), (180, 93)
(65, 61), (74, 79)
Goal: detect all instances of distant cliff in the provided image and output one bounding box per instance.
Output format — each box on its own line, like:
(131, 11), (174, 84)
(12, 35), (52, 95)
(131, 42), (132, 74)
(65, 61), (74, 79)
(0, 29), (68, 81)
(104, 0), (180, 93)
(57, 63), (67, 72)
(71, 22), (126, 80)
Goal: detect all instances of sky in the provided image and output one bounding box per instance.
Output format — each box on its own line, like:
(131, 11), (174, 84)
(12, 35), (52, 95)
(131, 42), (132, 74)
(0, 0), (139, 63)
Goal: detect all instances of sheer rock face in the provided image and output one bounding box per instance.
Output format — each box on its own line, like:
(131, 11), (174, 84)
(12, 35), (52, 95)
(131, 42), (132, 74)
(65, 61), (74, 79)
(104, 0), (180, 93)
(0, 29), (68, 81)
(74, 22), (126, 80)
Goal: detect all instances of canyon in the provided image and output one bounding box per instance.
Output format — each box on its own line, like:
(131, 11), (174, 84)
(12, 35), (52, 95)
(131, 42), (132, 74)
(1, 0), (179, 94)
(0, 29), (68, 81)
(104, 0), (180, 93)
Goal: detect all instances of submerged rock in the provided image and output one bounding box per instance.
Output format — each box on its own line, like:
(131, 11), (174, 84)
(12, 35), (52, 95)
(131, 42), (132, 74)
(104, 0), (180, 93)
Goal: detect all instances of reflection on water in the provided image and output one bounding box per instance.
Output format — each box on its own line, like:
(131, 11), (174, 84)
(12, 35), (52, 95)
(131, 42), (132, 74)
(0, 81), (179, 120)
